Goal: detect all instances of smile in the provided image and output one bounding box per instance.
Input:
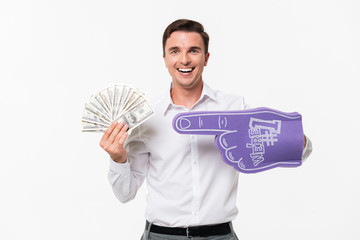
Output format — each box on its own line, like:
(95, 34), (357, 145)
(177, 67), (195, 73)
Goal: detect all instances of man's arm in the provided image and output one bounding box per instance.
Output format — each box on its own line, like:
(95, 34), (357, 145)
(100, 121), (149, 203)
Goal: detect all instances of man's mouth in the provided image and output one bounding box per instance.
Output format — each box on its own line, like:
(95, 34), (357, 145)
(177, 67), (195, 73)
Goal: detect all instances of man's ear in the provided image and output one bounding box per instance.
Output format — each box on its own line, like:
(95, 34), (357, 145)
(204, 52), (210, 66)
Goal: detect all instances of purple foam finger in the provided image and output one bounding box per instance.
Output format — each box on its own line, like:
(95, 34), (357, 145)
(172, 107), (304, 173)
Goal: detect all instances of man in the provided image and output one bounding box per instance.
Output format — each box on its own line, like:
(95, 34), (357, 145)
(100, 19), (312, 240)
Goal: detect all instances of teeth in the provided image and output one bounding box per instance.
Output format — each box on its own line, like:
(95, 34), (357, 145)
(178, 68), (193, 73)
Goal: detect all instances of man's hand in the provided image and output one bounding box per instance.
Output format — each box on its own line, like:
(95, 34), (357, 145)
(173, 107), (304, 173)
(100, 121), (129, 163)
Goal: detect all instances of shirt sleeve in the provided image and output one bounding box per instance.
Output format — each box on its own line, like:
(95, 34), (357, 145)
(301, 135), (313, 162)
(108, 125), (149, 203)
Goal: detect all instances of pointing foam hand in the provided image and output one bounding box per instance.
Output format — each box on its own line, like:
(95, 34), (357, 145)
(172, 107), (304, 173)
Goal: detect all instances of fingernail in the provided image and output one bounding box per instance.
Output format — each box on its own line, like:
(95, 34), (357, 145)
(178, 117), (191, 130)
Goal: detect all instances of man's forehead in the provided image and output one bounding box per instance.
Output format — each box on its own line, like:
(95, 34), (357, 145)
(165, 31), (204, 48)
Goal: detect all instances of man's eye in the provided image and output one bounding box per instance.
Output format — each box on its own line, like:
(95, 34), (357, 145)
(191, 50), (199, 53)
(171, 50), (178, 54)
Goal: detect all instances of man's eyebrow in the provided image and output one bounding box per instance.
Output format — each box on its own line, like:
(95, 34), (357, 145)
(190, 46), (202, 50)
(167, 46), (179, 52)
(167, 46), (203, 52)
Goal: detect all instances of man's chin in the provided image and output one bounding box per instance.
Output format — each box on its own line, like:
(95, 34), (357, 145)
(174, 79), (202, 90)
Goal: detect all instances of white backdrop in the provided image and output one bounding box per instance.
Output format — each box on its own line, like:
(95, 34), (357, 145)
(1, 0), (359, 239)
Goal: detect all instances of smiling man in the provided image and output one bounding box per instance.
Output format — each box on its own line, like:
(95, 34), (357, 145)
(100, 19), (312, 240)
(163, 30), (209, 109)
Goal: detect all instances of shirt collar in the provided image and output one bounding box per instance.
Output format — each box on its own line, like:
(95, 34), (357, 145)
(160, 82), (217, 115)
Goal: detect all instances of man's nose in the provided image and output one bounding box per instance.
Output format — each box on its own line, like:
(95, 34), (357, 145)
(180, 53), (190, 65)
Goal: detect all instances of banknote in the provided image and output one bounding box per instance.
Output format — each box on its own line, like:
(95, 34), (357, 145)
(82, 84), (155, 132)
(116, 100), (155, 129)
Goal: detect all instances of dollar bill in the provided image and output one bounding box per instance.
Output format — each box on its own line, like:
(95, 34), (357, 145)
(82, 121), (108, 132)
(81, 84), (155, 133)
(84, 102), (112, 123)
(113, 85), (124, 119)
(82, 109), (111, 126)
(115, 99), (155, 129)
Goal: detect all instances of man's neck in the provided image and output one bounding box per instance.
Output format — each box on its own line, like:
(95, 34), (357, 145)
(171, 81), (203, 109)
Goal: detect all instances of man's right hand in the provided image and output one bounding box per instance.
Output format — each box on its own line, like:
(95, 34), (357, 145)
(100, 121), (129, 163)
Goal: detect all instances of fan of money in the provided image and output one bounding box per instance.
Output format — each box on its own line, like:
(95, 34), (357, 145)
(82, 84), (155, 132)
(172, 107), (304, 173)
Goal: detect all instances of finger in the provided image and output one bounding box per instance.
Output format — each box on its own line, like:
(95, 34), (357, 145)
(172, 107), (302, 135)
(119, 131), (128, 146)
(172, 111), (235, 135)
(105, 122), (124, 146)
(216, 131), (241, 150)
(120, 123), (129, 134)
(100, 121), (118, 147)
(114, 123), (129, 145)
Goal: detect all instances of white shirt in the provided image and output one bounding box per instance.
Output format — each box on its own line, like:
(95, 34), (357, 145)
(108, 83), (312, 228)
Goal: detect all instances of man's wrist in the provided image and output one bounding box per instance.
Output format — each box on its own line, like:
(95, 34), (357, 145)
(110, 153), (128, 164)
(112, 157), (127, 164)
(109, 158), (130, 173)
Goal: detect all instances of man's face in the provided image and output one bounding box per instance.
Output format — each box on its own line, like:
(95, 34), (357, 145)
(163, 31), (210, 90)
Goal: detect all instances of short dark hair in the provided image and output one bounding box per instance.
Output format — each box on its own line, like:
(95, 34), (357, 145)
(162, 19), (210, 56)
